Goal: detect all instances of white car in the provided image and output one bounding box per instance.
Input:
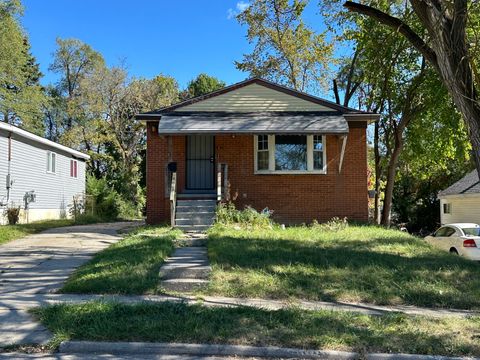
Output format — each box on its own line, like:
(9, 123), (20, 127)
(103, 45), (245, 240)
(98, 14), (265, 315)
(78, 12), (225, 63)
(425, 223), (480, 261)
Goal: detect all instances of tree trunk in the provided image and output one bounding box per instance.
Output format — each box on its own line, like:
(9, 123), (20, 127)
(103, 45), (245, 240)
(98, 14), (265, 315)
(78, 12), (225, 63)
(373, 120), (380, 224)
(433, 49), (480, 179)
(380, 125), (404, 226)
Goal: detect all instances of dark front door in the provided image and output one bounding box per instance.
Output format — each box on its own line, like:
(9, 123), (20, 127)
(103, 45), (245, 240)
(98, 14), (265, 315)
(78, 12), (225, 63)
(186, 135), (215, 190)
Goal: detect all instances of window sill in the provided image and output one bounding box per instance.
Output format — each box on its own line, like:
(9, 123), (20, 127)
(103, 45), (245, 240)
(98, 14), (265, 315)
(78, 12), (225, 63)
(46, 171), (56, 175)
(254, 170), (327, 175)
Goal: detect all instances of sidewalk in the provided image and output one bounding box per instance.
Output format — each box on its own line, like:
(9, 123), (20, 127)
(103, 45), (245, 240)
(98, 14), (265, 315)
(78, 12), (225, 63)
(1, 292), (478, 319)
(56, 341), (480, 360)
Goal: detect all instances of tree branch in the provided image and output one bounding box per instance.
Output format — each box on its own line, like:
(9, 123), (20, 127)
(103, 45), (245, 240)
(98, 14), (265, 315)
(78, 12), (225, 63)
(343, 1), (438, 69)
(332, 79), (341, 105)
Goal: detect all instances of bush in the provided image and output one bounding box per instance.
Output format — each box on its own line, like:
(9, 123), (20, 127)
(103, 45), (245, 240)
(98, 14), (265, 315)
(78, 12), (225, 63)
(4, 205), (21, 225)
(311, 217), (349, 232)
(86, 176), (121, 221)
(216, 202), (272, 228)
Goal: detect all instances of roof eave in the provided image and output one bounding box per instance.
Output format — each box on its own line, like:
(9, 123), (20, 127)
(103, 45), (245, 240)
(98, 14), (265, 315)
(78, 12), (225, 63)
(0, 122), (90, 160)
(156, 130), (349, 135)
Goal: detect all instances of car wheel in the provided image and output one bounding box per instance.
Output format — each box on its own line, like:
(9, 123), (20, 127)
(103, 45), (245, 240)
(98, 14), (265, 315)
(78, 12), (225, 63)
(449, 248), (459, 255)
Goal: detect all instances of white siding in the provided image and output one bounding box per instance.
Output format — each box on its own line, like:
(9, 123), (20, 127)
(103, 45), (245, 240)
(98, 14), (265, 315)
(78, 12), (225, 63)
(177, 83), (334, 112)
(0, 129), (86, 223)
(440, 196), (480, 225)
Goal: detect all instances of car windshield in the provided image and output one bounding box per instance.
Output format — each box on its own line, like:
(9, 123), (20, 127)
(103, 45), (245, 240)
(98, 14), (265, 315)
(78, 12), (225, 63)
(462, 227), (480, 236)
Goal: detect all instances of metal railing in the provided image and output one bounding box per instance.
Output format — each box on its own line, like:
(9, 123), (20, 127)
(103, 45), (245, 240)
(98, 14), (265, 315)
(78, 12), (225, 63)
(217, 163), (229, 202)
(169, 172), (177, 228)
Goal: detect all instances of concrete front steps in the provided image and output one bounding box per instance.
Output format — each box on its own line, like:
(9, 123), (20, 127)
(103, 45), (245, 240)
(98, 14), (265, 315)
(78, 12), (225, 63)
(159, 233), (211, 293)
(175, 199), (216, 233)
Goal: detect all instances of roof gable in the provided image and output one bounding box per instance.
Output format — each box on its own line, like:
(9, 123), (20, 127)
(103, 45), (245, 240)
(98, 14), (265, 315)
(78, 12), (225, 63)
(137, 78), (375, 119)
(176, 83), (333, 112)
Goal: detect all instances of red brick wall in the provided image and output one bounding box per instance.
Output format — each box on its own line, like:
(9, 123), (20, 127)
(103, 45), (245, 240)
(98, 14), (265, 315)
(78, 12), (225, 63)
(146, 121), (368, 224)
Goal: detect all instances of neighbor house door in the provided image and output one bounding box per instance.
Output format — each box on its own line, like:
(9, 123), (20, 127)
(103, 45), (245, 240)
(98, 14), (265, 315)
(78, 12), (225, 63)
(186, 135), (215, 190)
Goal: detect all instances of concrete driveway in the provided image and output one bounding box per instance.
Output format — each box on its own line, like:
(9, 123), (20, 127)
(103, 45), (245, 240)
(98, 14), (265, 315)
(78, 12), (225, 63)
(0, 222), (140, 347)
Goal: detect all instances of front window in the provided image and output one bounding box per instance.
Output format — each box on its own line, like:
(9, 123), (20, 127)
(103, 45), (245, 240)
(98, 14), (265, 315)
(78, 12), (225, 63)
(255, 134), (326, 173)
(275, 135), (307, 171)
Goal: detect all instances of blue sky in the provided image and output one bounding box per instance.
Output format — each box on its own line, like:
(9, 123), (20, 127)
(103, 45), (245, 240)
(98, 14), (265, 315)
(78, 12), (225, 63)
(21, 0), (329, 90)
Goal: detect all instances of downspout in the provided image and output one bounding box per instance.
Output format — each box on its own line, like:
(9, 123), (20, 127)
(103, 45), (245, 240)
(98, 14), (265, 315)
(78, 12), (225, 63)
(1, 132), (12, 206)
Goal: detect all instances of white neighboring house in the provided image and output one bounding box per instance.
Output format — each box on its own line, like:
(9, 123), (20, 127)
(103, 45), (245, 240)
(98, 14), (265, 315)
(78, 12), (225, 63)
(0, 122), (90, 225)
(438, 170), (480, 225)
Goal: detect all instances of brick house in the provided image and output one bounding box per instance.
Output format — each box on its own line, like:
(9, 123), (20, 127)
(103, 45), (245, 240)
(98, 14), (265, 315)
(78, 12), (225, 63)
(136, 78), (379, 230)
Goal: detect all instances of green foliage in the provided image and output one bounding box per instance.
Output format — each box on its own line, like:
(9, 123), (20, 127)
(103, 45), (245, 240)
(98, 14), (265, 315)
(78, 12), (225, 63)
(322, 0), (473, 226)
(47, 39), (180, 210)
(215, 202), (272, 228)
(0, 0), (46, 133)
(86, 175), (142, 220)
(181, 73), (225, 99)
(86, 175), (120, 221)
(311, 217), (348, 231)
(236, 0), (333, 92)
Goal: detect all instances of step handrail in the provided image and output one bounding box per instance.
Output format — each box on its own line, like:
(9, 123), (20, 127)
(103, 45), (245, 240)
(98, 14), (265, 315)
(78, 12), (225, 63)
(217, 163), (229, 202)
(169, 172), (177, 228)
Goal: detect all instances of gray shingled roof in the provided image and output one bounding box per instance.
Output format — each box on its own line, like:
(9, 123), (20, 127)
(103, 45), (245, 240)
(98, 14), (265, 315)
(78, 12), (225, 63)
(438, 170), (480, 197)
(156, 112), (349, 134)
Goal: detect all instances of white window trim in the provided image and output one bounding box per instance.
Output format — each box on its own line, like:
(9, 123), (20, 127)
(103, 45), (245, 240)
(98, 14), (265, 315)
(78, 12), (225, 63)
(46, 151), (57, 174)
(254, 134), (327, 175)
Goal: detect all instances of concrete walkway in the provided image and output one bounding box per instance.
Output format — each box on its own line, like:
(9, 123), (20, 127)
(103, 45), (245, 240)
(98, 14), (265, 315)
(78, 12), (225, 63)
(0, 353), (258, 359)
(159, 233), (211, 292)
(0, 222), (140, 347)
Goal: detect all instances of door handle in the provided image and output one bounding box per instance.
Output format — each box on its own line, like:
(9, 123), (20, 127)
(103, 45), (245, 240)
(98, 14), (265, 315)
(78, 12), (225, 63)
(210, 157), (214, 163)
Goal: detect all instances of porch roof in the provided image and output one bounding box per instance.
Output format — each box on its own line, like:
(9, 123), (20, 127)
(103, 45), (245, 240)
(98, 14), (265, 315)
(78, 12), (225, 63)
(154, 112), (349, 134)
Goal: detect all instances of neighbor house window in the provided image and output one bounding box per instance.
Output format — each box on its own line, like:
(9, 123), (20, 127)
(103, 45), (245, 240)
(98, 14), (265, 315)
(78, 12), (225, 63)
(443, 203), (451, 214)
(70, 159), (78, 178)
(46, 151), (56, 173)
(254, 134), (326, 173)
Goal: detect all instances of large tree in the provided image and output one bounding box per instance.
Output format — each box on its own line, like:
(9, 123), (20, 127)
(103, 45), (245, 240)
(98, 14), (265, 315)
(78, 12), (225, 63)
(181, 73), (225, 100)
(324, 0), (444, 225)
(78, 64), (180, 205)
(48, 37), (104, 135)
(235, 0), (333, 92)
(344, 0), (480, 183)
(0, 0), (45, 134)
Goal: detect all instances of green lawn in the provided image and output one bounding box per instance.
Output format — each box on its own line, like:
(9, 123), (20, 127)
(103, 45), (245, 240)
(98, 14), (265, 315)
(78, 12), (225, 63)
(61, 226), (181, 294)
(33, 301), (480, 357)
(204, 224), (480, 309)
(0, 218), (90, 246)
